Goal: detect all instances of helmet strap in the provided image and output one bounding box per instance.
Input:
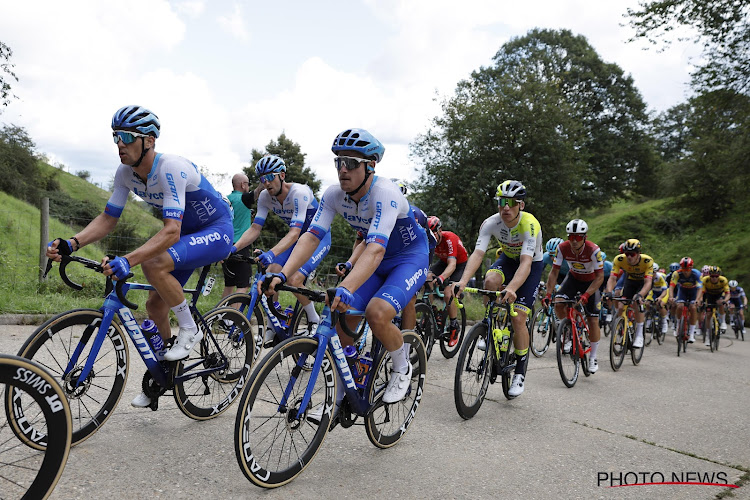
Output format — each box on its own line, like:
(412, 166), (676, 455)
(131, 137), (151, 169)
(346, 168), (372, 197)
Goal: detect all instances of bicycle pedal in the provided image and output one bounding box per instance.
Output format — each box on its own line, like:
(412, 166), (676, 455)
(148, 398), (159, 411)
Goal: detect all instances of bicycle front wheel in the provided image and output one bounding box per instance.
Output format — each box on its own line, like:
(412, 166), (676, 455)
(609, 318), (627, 371)
(712, 317), (720, 352)
(366, 331), (427, 448)
(439, 306), (466, 359)
(631, 324), (645, 365)
(415, 302), (437, 360)
(174, 307), (255, 420)
(1, 354), (72, 500)
(215, 293), (265, 361)
(530, 307), (553, 357)
(556, 319), (579, 387)
(234, 336), (334, 488)
(453, 323), (492, 419)
(8, 309), (128, 447)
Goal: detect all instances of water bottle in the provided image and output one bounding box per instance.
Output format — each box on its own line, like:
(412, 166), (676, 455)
(141, 319), (164, 359)
(355, 351), (372, 389)
(283, 306), (294, 325)
(273, 301), (287, 328)
(343, 345), (358, 373)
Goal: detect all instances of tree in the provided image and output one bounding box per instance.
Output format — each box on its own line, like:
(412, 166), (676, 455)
(76, 170), (91, 182)
(0, 41), (18, 111)
(412, 29), (655, 251)
(627, 0), (750, 93)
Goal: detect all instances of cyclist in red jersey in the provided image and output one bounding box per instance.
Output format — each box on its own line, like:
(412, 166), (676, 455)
(427, 216), (469, 346)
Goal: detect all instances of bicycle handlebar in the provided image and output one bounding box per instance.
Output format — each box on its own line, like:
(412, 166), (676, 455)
(461, 287), (518, 317)
(48, 255), (139, 310)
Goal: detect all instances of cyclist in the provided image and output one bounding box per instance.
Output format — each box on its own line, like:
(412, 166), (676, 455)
(696, 265), (730, 344)
(728, 280), (747, 337)
(232, 155), (331, 344)
(426, 215), (468, 347)
(701, 265), (711, 278)
(668, 256), (702, 343)
(542, 219), (604, 373)
(452, 180), (544, 397)
(603, 239), (654, 348)
(46, 105), (233, 407)
(645, 262), (670, 338)
(543, 238), (569, 284)
(264, 128), (428, 412)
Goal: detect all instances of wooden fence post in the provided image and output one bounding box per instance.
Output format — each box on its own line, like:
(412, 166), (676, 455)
(39, 197), (49, 283)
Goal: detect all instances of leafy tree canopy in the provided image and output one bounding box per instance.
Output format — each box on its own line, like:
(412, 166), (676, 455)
(0, 41), (18, 111)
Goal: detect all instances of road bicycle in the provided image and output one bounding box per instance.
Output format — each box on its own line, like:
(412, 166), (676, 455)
(234, 284), (427, 488)
(598, 297), (613, 337)
(416, 285), (466, 359)
(5, 255), (255, 447)
(1, 353), (71, 500)
(608, 297), (645, 371)
(554, 294), (592, 388)
(453, 288), (518, 420)
(699, 303), (720, 352)
(674, 300), (695, 357)
(530, 284), (555, 357)
(729, 305), (745, 341)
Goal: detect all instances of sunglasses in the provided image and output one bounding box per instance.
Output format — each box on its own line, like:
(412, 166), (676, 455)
(625, 251), (639, 258)
(113, 130), (149, 145)
(259, 173), (280, 184)
(709, 273), (720, 277)
(496, 198), (519, 207)
(568, 234), (585, 242)
(334, 156), (370, 171)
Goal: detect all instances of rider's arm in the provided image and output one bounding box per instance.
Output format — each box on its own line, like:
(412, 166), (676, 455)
(122, 218), (182, 267)
(638, 276), (652, 298)
(268, 226), (302, 257)
(278, 232), (321, 280)
(440, 257), (457, 281)
(338, 242), (386, 294)
(545, 266), (560, 292)
(233, 223), (262, 252)
(71, 212), (119, 249)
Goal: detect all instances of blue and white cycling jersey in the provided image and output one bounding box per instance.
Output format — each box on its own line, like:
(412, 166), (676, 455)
(410, 204), (437, 251)
(309, 176), (427, 257)
(105, 153), (231, 234)
(253, 183), (318, 232)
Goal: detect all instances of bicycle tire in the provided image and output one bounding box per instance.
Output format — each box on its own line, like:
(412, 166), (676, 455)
(1, 354), (72, 500)
(644, 310), (654, 346)
(366, 331), (426, 448)
(499, 347), (516, 400)
(174, 307), (254, 420)
(631, 323), (645, 365)
(530, 307), (552, 357)
(8, 309), (128, 447)
(453, 323), (492, 419)
(234, 336), (334, 488)
(415, 302), (437, 360)
(676, 317), (684, 356)
(215, 292), (266, 361)
(609, 317), (627, 371)
(555, 319), (579, 388)
(439, 306), (466, 359)
(712, 316), (720, 352)
(656, 321), (666, 345)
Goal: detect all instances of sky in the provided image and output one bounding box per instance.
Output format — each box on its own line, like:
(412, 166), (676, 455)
(0, 0), (701, 195)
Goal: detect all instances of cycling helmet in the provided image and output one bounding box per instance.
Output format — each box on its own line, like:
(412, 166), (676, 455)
(495, 180), (527, 200)
(111, 105), (160, 137)
(618, 242), (625, 253)
(566, 218), (588, 235)
(669, 262), (680, 272)
(652, 262), (659, 273)
(545, 237), (563, 254)
(255, 155), (287, 176)
(680, 257), (694, 269)
(601, 251), (607, 261)
(427, 216), (441, 232)
(701, 265), (710, 275)
(331, 128), (385, 163)
(390, 178), (407, 195)
(708, 265), (722, 276)
(729, 280), (738, 287)
(622, 239), (641, 253)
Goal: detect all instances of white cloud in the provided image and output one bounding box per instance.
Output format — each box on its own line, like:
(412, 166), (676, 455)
(174, 0), (206, 18)
(217, 3), (249, 42)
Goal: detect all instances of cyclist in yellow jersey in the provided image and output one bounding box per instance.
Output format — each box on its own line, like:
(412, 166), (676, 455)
(603, 238), (653, 348)
(452, 180), (544, 397)
(645, 262), (669, 338)
(697, 265), (730, 343)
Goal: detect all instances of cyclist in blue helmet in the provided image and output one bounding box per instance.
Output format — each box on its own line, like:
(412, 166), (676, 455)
(46, 105), (233, 408)
(264, 128), (428, 420)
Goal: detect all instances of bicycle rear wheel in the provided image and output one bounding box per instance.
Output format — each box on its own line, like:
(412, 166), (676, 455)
(174, 307), (254, 419)
(712, 317), (720, 352)
(656, 319), (666, 345)
(415, 302), (437, 360)
(453, 323), (492, 419)
(644, 310), (655, 346)
(7, 309), (128, 447)
(366, 332), (426, 448)
(215, 293), (265, 360)
(609, 318), (627, 371)
(1, 354), (72, 500)
(439, 306), (466, 359)
(234, 336), (334, 488)
(555, 319), (579, 387)
(631, 323), (645, 365)
(530, 307), (552, 357)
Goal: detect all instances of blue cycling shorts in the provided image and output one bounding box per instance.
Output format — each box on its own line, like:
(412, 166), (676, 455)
(676, 286), (698, 303)
(274, 232), (332, 278)
(489, 254), (544, 315)
(168, 219), (234, 286)
(350, 251), (429, 315)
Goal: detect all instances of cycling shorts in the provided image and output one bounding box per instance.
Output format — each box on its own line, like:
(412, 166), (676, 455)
(274, 232), (332, 278)
(168, 219), (233, 286)
(223, 246), (251, 288)
(430, 260), (467, 284)
(676, 286), (698, 304)
(729, 298), (744, 309)
(488, 254), (544, 315)
(703, 293), (725, 307)
(349, 251), (429, 315)
(556, 274), (601, 317)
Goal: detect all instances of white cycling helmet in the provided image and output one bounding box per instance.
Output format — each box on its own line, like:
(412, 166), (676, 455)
(729, 280), (738, 287)
(566, 218), (588, 235)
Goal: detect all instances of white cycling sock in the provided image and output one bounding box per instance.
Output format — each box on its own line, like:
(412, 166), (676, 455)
(171, 300), (196, 329)
(635, 322), (644, 337)
(590, 341), (599, 360)
(389, 343), (409, 374)
(689, 324), (696, 335)
(303, 302), (320, 324)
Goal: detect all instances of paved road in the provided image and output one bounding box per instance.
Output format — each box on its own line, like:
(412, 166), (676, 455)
(1, 323), (748, 499)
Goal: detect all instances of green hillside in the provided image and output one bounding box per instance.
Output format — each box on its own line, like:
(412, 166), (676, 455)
(582, 197), (749, 283)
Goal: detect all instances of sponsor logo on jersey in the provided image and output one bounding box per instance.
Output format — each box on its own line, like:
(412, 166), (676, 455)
(165, 173), (180, 203)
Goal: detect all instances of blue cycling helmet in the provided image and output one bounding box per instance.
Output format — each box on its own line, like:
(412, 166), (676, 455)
(255, 155), (287, 176)
(331, 129), (385, 164)
(600, 251), (607, 261)
(669, 262), (680, 272)
(111, 105), (160, 137)
(545, 237), (563, 254)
